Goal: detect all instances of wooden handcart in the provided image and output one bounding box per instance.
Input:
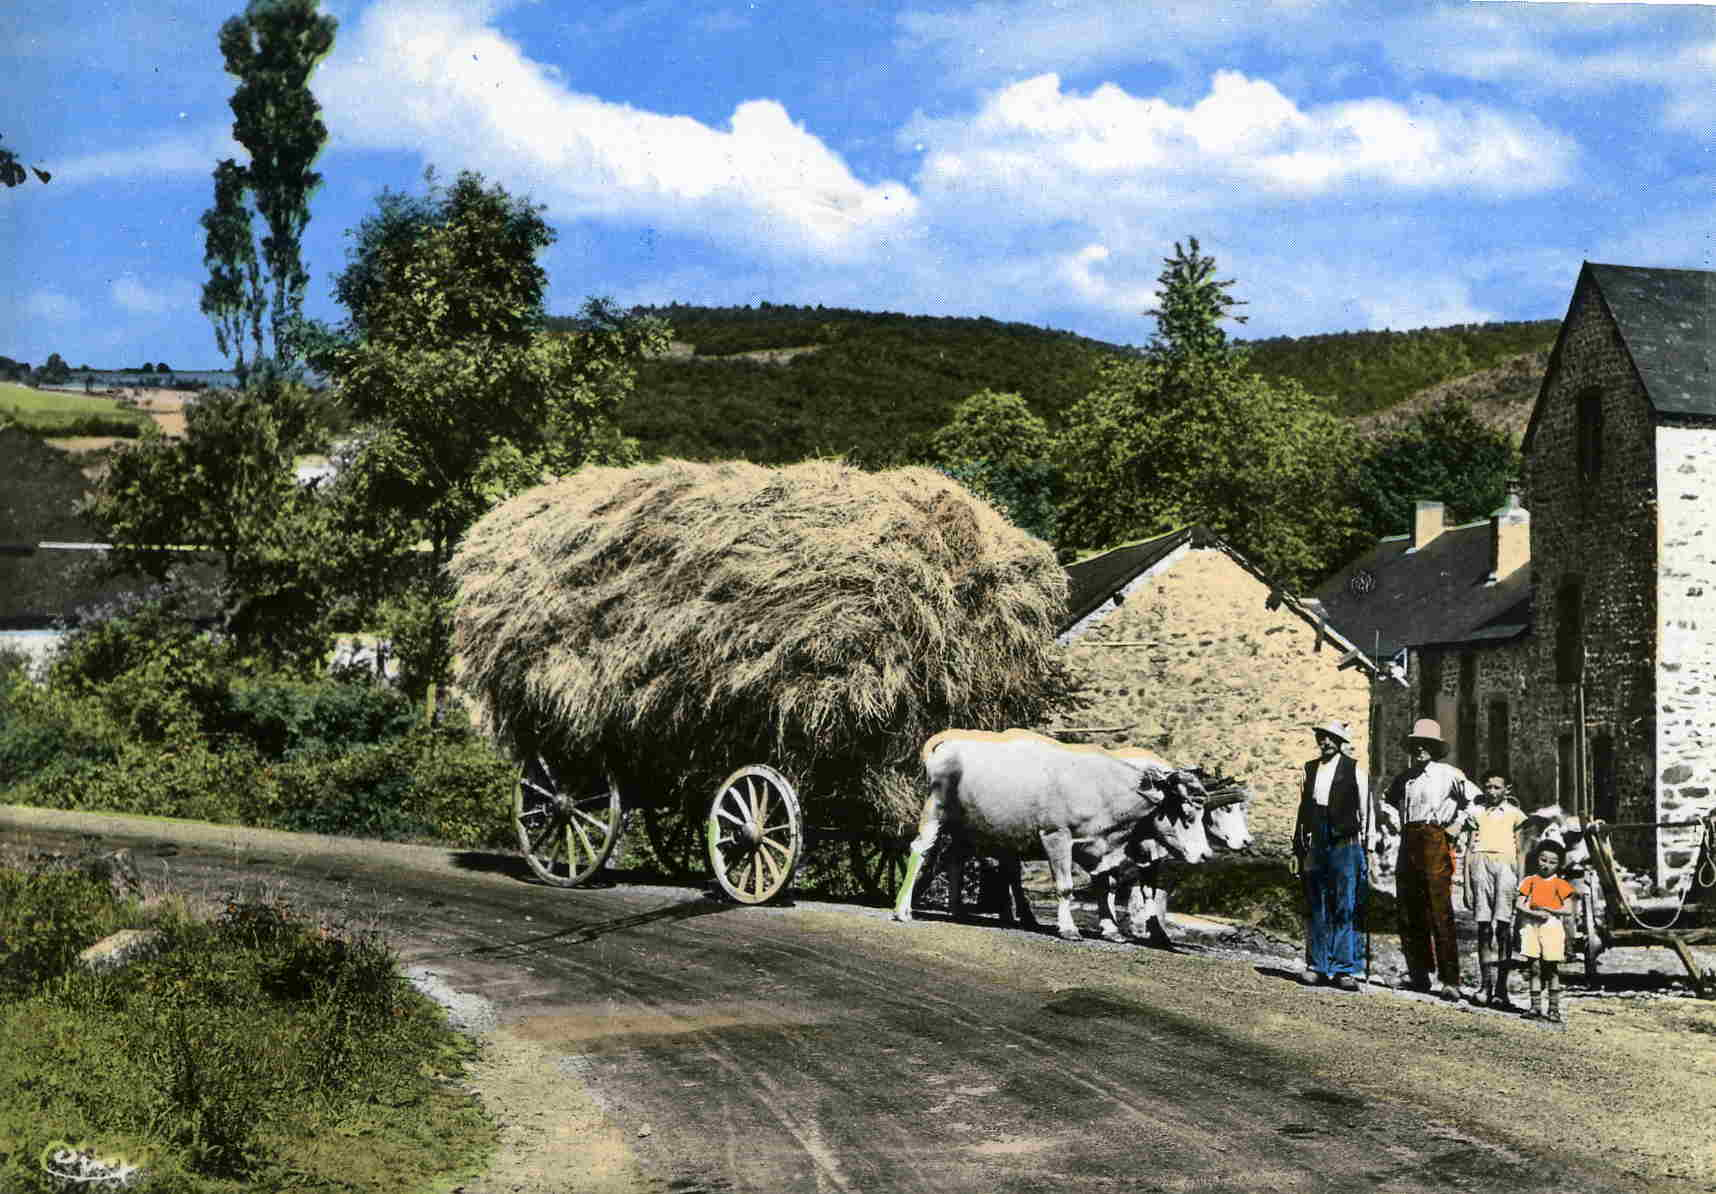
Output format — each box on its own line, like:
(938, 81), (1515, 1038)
(1578, 815), (1716, 999)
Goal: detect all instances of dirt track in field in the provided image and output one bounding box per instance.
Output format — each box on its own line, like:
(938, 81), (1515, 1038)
(5, 806), (1714, 1194)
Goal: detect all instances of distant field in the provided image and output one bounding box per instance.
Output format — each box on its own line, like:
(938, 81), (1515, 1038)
(0, 382), (152, 435)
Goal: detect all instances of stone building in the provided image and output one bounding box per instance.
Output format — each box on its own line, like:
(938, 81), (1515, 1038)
(1317, 262), (1715, 889)
(1048, 525), (1381, 849)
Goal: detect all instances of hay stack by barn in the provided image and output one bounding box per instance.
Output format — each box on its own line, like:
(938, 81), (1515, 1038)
(449, 458), (1071, 829)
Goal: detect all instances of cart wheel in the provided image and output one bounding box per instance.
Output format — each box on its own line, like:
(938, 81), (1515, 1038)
(515, 754), (623, 887)
(642, 802), (702, 879)
(707, 764), (803, 904)
(850, 836), (913, 905)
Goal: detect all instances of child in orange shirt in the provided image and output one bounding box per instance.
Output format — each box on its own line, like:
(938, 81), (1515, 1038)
(1515, 839), (1578, 1023)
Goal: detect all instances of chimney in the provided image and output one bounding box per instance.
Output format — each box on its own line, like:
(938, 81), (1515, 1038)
(1487, 480), (1530, 584)
(1409, 501), (1445, 552)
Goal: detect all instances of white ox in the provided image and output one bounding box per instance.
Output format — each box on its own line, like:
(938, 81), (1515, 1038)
(891, 729), (1213, 940)
(1099, 788), (1254, 944)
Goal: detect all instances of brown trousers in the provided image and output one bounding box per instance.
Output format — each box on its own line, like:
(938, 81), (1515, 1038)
(1397, 825), (1461, 986)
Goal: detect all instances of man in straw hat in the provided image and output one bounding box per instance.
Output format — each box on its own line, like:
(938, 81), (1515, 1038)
(1384, 718), (1480, 1001)
(1293, 719), (1368, 991)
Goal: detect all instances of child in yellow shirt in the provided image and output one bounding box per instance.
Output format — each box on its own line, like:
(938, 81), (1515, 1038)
(1461, 770), (1528, 1008)
(1516, 839), (1578, 1024)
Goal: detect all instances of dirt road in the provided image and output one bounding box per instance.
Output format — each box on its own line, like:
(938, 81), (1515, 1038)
(5, 806), (1713, 1194)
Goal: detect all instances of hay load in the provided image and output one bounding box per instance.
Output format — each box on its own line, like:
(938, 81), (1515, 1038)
(449, 458), (1071, 827)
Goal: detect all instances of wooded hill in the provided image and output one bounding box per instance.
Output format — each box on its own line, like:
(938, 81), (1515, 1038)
(562, 304), (1561, 467)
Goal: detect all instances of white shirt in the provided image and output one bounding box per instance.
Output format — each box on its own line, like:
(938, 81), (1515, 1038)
(1311, 754), (1368, 806)
(1388, 760), (1476, 828)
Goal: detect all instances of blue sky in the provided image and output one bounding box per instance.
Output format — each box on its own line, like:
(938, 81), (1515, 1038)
(2, 0), (1711, 369)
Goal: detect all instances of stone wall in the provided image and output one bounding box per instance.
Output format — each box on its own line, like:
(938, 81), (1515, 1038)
(1654, 420), (1716, 884)
(1373, 640), (1534, 796)
(1522, 279), (1660, 871)
(1050, 547), (1373, 851)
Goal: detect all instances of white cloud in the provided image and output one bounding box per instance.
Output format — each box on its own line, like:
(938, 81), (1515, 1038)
(23, 291), (83, 324)
(899, 1), (1713, 136)
(111, 275), (198, 316)
(51, 124), (241, 187)
(315, 0), (919, 264)
(905, 71), (1576, 226)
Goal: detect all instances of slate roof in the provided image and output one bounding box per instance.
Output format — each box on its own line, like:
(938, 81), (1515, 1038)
(1062, 526), (1380, 675)
(1528, 264), (1715, 454)
(1311, 521), (1532, 661)
(1586, 263), (1714, 419)
(1061, 527), (1192, 631)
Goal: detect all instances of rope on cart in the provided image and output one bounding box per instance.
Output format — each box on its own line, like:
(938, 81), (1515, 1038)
(1589, 814), (1716, 932)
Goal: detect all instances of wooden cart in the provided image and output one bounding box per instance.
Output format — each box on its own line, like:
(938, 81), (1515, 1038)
(511, 751), (915, 906)
(1578, 815), (1716, 999)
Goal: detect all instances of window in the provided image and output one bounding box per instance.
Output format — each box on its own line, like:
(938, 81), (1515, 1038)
(1591, 735), (1617, 822)
(1555, 579), (1584, 683)
(1577, 388), (1604, 482)
(1419, 651), (1442, 718)
(1456, 654), (1478, 776)
(1557, 733), (1579, 811)
(1487, 700), (1511, 779)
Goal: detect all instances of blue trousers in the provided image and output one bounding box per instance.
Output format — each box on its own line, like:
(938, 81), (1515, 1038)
(1302, 822), (1365, 977)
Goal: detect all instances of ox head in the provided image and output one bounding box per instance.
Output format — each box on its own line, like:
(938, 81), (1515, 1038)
(1185, 768), (1253, 853)
(1151, 769), (1213, 865)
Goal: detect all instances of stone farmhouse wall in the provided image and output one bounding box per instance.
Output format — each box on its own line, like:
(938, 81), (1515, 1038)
(1655, 420), (1716, 879)
(1522, 279), (1661, 873)
(1372, 640), (1533, 799)
(1049, 546), (1373, 851)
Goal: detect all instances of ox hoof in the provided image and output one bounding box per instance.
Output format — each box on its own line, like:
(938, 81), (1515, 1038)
(890, 911), (913, 924)
(1058, 929), (1084, 941)
(1100, 928), (1126, 943)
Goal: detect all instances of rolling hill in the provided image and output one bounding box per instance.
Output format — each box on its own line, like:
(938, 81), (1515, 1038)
(580, 304), (1560, 466)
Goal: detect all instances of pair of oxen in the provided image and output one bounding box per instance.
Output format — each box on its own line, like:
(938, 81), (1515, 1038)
(890, 729), (1252, 943)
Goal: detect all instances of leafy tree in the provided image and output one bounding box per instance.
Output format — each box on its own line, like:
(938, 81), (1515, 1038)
(322, 169), (667, 569)
(37, 353), (71, 384)
(1, 133), (50, 188)
(200, 0), (336, 377)
(82, 378), (366, 670)
(1148, 236), (1247, 361)
(1056, 238), (1359, 586)
(201, 158), (264, 383)
(317, 169), (668, 700)
(1354, 398), (1521, 538)
(925, 389), (1058, 542)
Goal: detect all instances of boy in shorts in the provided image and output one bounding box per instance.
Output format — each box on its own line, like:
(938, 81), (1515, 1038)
(1516, 839), (1579, 1023)
(1461, 770), (1527, 1007)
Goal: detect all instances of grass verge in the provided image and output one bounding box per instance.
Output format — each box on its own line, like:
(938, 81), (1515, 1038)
(0, 850), (495, 1192)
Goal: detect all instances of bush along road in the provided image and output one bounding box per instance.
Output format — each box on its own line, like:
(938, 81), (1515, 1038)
(4, 806), (1714, 1194)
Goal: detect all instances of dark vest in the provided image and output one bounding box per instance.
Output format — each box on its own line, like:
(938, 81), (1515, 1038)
(1298, 754), (1362, 840)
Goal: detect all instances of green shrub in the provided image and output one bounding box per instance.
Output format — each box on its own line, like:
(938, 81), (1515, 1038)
(51, 588), (232, 742)
(217, 675), (418, 758)
(269, 728), (514, 845)
(0, 869), (131, 1000)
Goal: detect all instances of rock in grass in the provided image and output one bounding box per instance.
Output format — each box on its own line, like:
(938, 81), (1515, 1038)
(78, 928), (164, 974)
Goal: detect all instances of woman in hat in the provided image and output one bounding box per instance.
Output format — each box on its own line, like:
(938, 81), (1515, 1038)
(1383, 718), (1480, 1001)
(1293, 720), (1369, 990)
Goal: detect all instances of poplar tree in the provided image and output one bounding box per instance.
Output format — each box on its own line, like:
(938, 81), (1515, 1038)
(200, 0), (336, 377)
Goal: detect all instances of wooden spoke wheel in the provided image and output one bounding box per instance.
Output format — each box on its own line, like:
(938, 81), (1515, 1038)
(642, 801), (703, 879)
(707, 764), (803, 904)
(850, 835), (914, 906)
(514, 754), (623, 887)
